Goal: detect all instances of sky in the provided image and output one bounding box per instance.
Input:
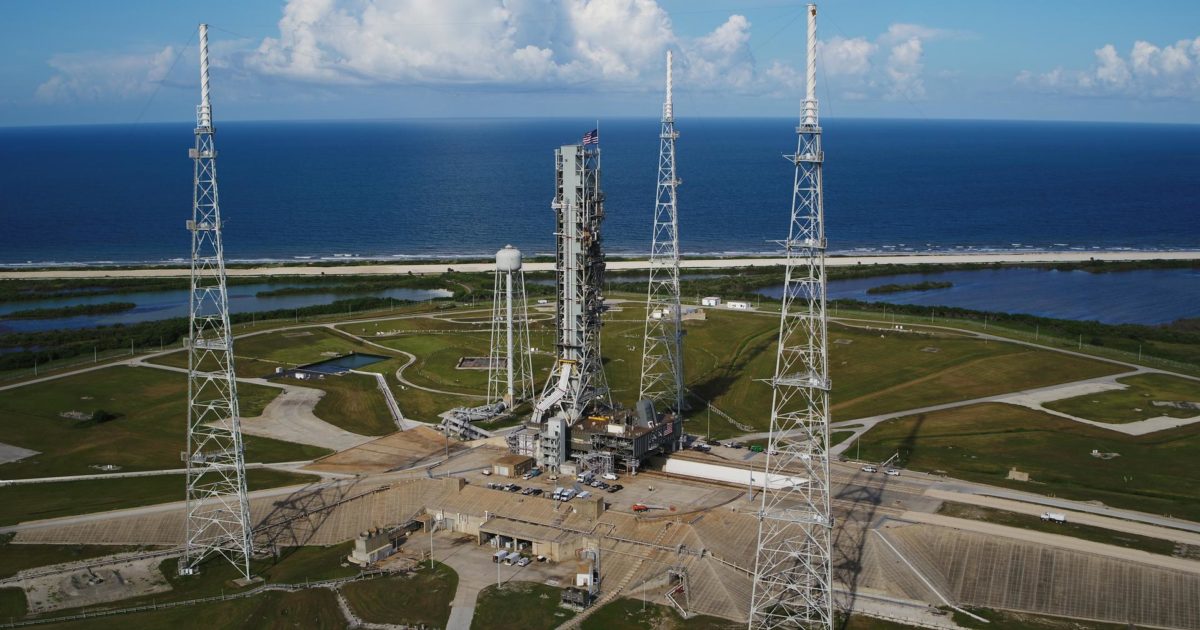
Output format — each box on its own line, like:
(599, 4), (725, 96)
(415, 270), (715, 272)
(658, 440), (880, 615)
(2, 0), (1199, 127)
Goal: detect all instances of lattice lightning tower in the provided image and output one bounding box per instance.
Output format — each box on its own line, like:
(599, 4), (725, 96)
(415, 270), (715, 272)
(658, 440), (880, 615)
(180, 23), (253, 579)
(638, 50), (685, 419)
(488, 245), (535, 409)
(749, 5), (834, 629)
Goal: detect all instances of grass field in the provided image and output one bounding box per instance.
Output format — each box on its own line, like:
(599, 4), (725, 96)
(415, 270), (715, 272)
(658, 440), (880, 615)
(1043, 373), (1200, 424)
(0, 587), (26, 621)
(581, 598), (740, 629)
(838, 616), (925, 630)
(150, 327), (369, 378)
(38, 588), (347, 630)
(856, 402), (1200, 521)
(341, 561), (457, 627)
(673, 309), (1122, 437)
(949, 607), (1133, 630)
(471, 582), (574, 630)
(936, 502), (1180, 556)
(0, 366), (330, 480)
(0, 468), (319, 526)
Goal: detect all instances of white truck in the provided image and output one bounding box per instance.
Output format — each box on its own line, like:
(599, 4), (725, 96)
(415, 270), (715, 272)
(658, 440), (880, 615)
(1040, 512), (1067, 524)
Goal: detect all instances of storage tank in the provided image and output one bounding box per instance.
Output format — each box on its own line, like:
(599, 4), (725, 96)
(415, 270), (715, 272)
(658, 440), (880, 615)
(496, 245), (522, 272)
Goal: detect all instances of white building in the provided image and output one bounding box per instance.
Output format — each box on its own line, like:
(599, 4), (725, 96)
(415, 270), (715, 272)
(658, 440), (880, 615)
(727, 301), (752, 310)
(700, 296), (721, 307)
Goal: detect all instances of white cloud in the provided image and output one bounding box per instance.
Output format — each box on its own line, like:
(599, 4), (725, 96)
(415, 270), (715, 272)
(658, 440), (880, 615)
(821, 36), (876, 77)
(886, 36), (925, 100)
(31, 1), (954, 108)
(247, 0), (745, 90)
(36, 46), (178, 103)
(1018, 36), (1200, 99)
(810, 22), (949, 102)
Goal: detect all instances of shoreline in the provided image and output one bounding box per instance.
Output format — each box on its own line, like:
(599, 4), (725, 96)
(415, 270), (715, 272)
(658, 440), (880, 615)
(0, 250), (1197, 280)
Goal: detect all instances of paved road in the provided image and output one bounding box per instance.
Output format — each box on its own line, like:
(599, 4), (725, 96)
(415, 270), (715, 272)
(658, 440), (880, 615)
(4, 250), (1198, 280)
(931, 480), (1200, 535)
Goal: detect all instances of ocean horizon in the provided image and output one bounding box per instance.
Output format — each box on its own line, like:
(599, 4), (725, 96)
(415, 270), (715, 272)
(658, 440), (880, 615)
(2, 117), (1198, 265)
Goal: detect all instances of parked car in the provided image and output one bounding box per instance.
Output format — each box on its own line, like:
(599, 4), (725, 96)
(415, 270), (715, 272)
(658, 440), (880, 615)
(529, 488), (544, 496)
(578, 491), (592, 500)
(602, 472), (618, 481)
(606, 484), (623, 493)
(516, 556), (531, 567)
(481, 470), (493, 476)
(861, 466), (878, 473)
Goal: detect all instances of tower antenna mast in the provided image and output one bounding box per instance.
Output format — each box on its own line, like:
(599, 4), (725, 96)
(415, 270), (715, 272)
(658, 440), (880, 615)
(749, 4), (834, 628)
(181, 23), (253, 579)
(638, 49), (685, 424)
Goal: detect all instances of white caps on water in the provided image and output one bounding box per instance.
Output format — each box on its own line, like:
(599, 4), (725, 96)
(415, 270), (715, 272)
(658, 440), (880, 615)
(496, 244), (522, 271)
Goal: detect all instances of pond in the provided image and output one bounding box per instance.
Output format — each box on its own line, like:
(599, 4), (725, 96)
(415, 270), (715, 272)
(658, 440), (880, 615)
(294, 352), (390, 375)
(755, 267), (1198, 325)
(0, 283), (453, 333)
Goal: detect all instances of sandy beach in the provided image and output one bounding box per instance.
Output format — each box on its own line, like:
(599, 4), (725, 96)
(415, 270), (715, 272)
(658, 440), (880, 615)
(1, 250), (1197, 280)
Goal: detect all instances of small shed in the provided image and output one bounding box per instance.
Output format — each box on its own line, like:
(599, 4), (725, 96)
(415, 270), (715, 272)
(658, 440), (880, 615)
(700, 296), (722, 307)
(493, 454), (535, 478)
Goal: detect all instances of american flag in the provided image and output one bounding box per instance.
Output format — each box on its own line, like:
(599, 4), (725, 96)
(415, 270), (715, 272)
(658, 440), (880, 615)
(582, 129), (599, 145)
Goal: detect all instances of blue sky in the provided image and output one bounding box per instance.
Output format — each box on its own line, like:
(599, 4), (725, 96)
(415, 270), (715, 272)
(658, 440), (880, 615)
(2, 0), (1199, 127)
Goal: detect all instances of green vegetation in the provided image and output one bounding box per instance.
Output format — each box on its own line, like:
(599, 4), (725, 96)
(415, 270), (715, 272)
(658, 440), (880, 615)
(675, 308), (1121, 437)
(472, 582), (574, 630)
(40, 587), (347, 630)
(289, 373), (396, 436)
(1, 302), (136, 320)
(837, 615), (926, 630)
(866, 281), (952, 295)
(0, 365), (328, 479)
(258, 542), (360, 583)
(833, 345), (1121, 421)
(0, 536), (149, 579)
(948, 606), (1133, 630)
(936, 502), (1179, 556)
(581, 598), (740, 629)
(1044, 373), (1200, 423)
(0, 277), (189, 303)
(0, 468), (318, 526)
(342, 561), (457, 627)
(0, 587), (27, 621)
(857, 402), (1200, 521)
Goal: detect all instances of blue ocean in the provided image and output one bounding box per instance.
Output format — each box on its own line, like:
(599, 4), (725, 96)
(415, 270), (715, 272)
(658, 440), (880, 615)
(0, 118), (1198, 265)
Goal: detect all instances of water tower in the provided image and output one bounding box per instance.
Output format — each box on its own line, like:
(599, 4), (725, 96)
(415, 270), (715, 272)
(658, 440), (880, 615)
(488, 245), (534, 408)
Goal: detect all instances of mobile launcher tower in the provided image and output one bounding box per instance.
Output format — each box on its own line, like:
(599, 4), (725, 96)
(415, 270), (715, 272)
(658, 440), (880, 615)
(513, 140), (682, 474)
(530, 142), (609, 468)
